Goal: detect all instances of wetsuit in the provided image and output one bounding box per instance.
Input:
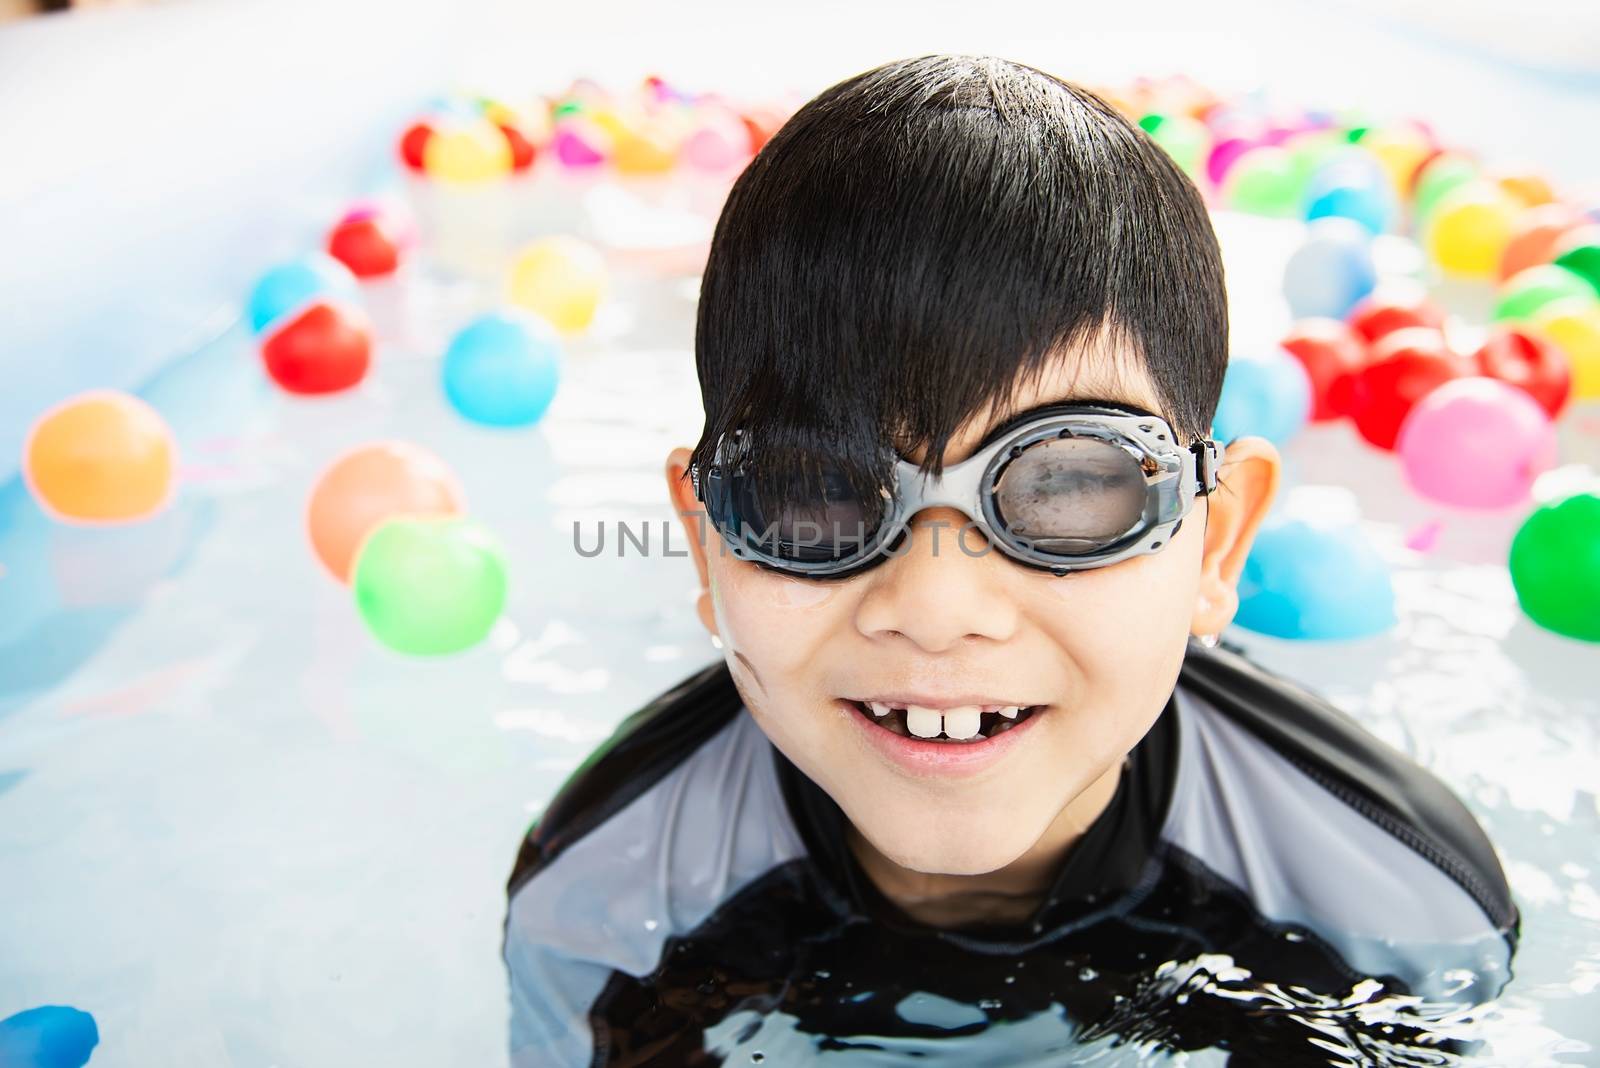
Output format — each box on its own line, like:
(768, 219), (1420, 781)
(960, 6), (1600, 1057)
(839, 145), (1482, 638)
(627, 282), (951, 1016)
(503, 636), (1519, 1066)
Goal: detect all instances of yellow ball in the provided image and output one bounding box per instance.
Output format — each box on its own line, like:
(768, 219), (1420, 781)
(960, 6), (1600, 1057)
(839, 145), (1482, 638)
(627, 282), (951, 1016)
(507, 236), (608, 335)
(613, 126), (679, 175)
(1534, 298), (1600, 401)
(423, 118), (512, 183)
(1424, 181), (1521, 279)
(1362, 126), (1432, 200)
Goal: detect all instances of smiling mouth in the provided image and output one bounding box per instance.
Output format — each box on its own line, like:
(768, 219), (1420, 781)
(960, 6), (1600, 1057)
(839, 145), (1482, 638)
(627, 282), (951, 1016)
(846, 700), (1045, 743)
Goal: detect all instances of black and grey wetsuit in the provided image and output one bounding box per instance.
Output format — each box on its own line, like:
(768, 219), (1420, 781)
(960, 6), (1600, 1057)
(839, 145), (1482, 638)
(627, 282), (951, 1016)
(503, 637), (1519, 1066)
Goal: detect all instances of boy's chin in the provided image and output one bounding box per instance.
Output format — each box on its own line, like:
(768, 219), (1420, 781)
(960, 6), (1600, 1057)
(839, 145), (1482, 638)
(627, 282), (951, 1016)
(851, 803), (1044, 878)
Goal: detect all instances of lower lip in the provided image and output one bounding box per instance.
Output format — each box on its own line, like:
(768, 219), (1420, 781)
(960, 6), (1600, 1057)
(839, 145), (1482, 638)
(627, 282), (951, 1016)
(839, 699), (1048, 780)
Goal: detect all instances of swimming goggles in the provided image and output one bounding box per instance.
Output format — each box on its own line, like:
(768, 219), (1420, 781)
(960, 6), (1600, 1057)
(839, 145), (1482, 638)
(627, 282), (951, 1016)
(689, 401), (1225, 579)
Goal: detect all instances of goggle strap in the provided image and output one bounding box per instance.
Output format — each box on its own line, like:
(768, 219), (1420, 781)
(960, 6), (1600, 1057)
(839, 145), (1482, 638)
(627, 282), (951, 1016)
(1191, 439), (1224, 496)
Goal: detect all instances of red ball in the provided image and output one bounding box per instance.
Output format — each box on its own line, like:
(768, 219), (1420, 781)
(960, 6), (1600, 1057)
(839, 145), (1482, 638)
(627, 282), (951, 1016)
(399, 122), (433, 172)
(498, 123), (537, 171)
(326, 217), (401, 279)
(1347, 327), (1468, 450)
(1473, 327), (1572, 417)
(1280, 318), (1370, 421)
(1347, 286), (1446, 345)
(261, 302), (372, 395)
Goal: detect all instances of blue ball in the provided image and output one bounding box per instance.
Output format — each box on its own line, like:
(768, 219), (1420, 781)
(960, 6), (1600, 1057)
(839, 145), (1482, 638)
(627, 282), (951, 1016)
(442, 310), (563, 427)
(1282, 217), (1378, 320)
(247, 254), (360, 336)
(0, 1006), (99, 1068)
(1212, 348), (1311, 446)
(1235, 518), (1396, 640)
(1303, 149), (1397, 235)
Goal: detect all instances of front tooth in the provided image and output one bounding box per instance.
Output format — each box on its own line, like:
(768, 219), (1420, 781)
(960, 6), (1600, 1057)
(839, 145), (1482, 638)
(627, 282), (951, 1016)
(867, 701), (892, 718)
(997, 706), (1020, 720)
(904, 705), (943, 739)
(942, 706), (982, 739)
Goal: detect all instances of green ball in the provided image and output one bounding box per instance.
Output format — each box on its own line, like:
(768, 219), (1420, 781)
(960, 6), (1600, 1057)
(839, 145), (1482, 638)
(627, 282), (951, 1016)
(1493, 265), (1600, 324)
(1286, 130), (1347, 188)
(1413, 153), (1478, 229)
(353, 516), (509, 656)
(1140, 112), (1210, 180)
(1222, 147), (1304, 218)
(1509, 493), (1600, 643)
(1554, 242), (1600, 294)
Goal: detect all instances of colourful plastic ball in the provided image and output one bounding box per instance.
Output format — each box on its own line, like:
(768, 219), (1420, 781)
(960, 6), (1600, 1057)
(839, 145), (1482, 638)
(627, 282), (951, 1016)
(1425, 181), (1521, 279)
(1140, 112), (1211, 180)
(327, 216), (402, 279)
(1496, 170), (1557, 209)
(353, 516), (508, 656)
(506, 235), (608, 335)
(442, 310), (563, 427)
(1207, 136), (1257, 187)
(260, 301), (373, 395)
(307, 441), (466, 583)
(1509, 492), (1600, 642)
(247, 255), (360, 336)
(0, 1005), (100, 1068)
(1474, 327), (1573, 416)
(1347, 284), (1446, 345)
(399, 122), (433, 172)
(1347, 327), (1469, 450)
(682, 109), (750, 172)
(1235, 518), (1396, 640)
(1304, 148), (1397, 235)
(553, 118), (611, 167)
(498, 123), (538, 171)
(1284, 129), (1347, 188)
(23, 390), (176, 524)
(1396, 377), (1557, 509)
(1411, 151), (1478, 227)
(1213, 348), (1312, 445)
(1553, 234), (1600, 293)
(1283, 217), (1378, 320)
(1281, 318), (1370, 421)
(1221, 147), (1304, 217)
(1533, 299), (1600, 400)
(423, 118), (513, 182)
(1499, 204), (1589, 281)
(1360, 124), (1434, 199)
(1493, 264), (1597, 324)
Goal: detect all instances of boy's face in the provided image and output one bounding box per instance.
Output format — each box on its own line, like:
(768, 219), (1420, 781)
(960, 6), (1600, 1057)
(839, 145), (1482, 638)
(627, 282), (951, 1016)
(667, 349), (1277, 879)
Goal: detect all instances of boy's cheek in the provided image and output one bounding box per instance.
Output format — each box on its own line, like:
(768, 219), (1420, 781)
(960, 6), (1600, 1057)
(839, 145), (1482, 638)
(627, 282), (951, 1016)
(708, 557), (845, 670)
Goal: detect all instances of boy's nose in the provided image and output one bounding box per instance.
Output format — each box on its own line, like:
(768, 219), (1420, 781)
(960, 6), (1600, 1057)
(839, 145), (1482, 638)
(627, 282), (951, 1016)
(851, 506), (1020, 653)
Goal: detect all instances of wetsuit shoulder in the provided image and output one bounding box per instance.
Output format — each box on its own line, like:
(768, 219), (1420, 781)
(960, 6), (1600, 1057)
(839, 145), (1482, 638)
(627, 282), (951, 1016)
(502, 659), (807, 1067)
(1162, 638), (1519, 998)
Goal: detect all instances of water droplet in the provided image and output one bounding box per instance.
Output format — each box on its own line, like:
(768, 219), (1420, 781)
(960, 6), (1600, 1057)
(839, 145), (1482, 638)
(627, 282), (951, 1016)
(644, 918), (659, 931)
(1004, 975), (1016, 985)
(1078, 967), (1098, 982)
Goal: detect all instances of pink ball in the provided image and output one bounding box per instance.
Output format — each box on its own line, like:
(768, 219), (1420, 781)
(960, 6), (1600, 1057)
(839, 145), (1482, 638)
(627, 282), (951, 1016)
(1207, 137), (1258, 187)
(1396, 377), (1558, 509)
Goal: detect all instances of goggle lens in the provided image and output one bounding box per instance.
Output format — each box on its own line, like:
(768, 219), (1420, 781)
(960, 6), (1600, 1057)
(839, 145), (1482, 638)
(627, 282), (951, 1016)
(991, 435), (1149, 556)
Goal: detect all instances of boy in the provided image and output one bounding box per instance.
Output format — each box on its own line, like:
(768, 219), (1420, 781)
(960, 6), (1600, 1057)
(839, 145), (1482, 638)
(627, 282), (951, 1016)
(504, 55), (1518, 1065)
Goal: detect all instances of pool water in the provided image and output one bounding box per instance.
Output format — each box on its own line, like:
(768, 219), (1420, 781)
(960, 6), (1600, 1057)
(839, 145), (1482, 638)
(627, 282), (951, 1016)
(1, 210), (1597, 1066)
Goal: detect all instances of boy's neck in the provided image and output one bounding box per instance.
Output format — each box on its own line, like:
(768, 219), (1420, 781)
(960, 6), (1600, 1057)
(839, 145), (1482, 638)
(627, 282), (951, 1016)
(845, 759), (1127, 929)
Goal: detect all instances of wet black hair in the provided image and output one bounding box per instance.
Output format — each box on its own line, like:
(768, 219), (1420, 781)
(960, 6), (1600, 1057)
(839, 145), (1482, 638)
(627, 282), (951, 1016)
(686, 53), (1228, 510)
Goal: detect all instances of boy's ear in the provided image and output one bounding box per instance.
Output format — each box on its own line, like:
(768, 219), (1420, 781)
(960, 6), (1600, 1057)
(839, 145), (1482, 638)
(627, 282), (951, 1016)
(1191, 435), (1282, 639)
(665, 447), (719, 637)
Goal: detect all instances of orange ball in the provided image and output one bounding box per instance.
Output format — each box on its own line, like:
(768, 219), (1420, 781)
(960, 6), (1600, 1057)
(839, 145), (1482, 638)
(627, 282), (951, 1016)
(24, 391), (176, 524)
(1499, 204), (1589, 281)
(306, 441), (465, 583)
